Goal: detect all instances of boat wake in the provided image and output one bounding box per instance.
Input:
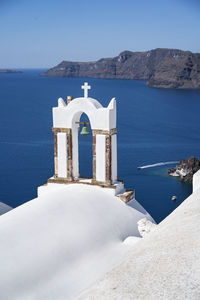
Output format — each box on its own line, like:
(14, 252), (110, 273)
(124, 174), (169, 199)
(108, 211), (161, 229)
(138, 161), (178, 169)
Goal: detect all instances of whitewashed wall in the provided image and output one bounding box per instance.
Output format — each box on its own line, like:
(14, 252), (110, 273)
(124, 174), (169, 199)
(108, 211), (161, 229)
(193, 170), (200, 192)
(72, 126), (79, 178)
(111, 134), (117, 182)
(57, 133), (67, 177)
(54, 96), (117, 183)
(53, 97), (116, 131)
(96, 135), (106, 182)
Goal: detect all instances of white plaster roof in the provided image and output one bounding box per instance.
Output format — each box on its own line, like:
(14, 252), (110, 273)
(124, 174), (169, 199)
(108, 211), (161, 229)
(78, 187), (200, 300)
(0, 184), (153, 300)
(69, 97), (103, 109)
(53, 96), (116, 130)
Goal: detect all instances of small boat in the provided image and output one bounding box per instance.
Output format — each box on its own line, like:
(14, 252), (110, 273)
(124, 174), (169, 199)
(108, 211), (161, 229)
(171, 195), (177, 201)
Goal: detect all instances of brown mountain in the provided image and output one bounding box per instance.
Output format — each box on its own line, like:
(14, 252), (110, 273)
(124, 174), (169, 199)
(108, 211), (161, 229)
(42, 48), (200, 89)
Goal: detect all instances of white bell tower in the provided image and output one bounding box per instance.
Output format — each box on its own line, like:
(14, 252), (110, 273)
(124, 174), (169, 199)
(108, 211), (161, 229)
(43, 83), (134, 202)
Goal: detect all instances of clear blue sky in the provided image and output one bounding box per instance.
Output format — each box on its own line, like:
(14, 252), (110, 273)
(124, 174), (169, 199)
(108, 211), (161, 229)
(0, 0), (200, 68)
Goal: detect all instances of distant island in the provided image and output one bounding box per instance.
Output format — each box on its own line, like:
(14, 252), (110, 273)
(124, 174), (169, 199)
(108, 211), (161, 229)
(41, 48), (200, 89)
(0, 69), (22, 74)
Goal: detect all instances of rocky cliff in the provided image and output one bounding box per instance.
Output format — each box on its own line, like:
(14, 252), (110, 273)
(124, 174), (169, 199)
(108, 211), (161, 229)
(42, 48), (200, 89)
(168, 156), (200, 182)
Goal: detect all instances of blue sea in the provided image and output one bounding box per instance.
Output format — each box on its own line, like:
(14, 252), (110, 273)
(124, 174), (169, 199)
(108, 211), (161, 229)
(0, 69), (200, 222)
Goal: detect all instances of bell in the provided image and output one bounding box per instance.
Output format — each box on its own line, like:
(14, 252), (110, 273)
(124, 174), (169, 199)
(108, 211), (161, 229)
(80, 123), (90, 135)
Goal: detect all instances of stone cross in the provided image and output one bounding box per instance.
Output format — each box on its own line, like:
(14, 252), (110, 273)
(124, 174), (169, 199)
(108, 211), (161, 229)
(81, 82), (91, 98)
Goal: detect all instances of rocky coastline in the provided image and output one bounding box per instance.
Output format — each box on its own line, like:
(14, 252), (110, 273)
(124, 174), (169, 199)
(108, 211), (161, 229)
(42, 48), (200, 89)
(168, 156), (200, 182)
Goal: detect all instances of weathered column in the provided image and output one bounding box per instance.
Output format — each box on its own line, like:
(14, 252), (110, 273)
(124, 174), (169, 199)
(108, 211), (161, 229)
(52, 128), (73, 181)
(67, 129), (73, 181)
(72, 124), (79, 179)
(92, 128), (117, 186)
(92, 130), (106, 184)
(106, 134), (112, 185)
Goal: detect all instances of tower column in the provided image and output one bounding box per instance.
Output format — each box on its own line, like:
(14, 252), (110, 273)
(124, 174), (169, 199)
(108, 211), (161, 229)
(92, 128), (117, 186)
(92, 133), (96, 180)
(54, 131), (58, 178)
(52, 128), (73, 181)
(67, 129), (73, 181)
(111, 134), (117, 182)
(106, 134), (112, 185)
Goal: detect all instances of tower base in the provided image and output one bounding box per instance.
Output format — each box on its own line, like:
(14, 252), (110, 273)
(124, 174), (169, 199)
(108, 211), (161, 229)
(38, 177), (134, 203)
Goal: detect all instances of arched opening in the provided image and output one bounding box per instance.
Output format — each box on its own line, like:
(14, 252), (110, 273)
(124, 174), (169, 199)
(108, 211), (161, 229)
(72, 111), (93, 180)
(78, 113), (92, 178)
